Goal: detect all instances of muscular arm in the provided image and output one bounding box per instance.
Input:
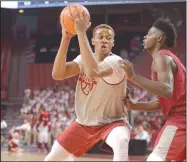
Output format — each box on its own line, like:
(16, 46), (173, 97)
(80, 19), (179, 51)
(77, 32), (113, 78)
(92, 62), (113, 78)
(52, 37), (80, 80)
(77, 32), (99, 77)
(131, 99), (161, 112)
(130, 54), (174, 98)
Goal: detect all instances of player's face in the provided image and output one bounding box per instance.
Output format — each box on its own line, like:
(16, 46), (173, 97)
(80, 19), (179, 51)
(143, 27), (162, 51)
(92, 28), (114, 55)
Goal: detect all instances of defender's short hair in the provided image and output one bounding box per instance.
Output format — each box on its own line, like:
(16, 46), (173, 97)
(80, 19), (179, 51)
(153, 18), (177, 48)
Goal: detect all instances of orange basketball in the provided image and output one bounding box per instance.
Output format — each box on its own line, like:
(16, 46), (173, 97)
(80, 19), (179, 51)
(60, 4), (90, 35)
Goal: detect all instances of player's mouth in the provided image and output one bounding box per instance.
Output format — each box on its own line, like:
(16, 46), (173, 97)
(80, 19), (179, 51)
(143, 40), (146, 47)
(101, 44), (107, 49)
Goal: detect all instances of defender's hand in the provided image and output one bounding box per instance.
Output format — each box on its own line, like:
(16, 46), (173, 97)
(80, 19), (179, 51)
(123, 95), (135, 110)
(119, 59), (136, 81)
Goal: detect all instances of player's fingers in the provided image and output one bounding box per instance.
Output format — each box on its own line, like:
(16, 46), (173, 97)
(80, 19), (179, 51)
(82, 10), (86, 19)
(120, 59), (126, 65)
(119, 60), (128, 67)
(79, 10), (84, 21)
(125, 60), (132, 67)
(123, 98), (127, 105)
(87, 22), (91, 29)
(74, 18), (79, 24)
(126, 60), (133, 68)
(119, 63), (124, 68)
(75, 11), (80, 19)
(122, 59), (131, 67)
(123, 62), (129, 70)
(126, 95), (130, 99)
(125, 59), (132, 64)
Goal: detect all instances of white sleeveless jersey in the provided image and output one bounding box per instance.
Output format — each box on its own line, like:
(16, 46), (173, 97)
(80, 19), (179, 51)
(73, 54), (129, 126)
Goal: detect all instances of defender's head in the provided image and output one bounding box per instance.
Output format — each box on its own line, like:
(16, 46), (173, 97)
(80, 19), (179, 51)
(143, 18), (177, 52)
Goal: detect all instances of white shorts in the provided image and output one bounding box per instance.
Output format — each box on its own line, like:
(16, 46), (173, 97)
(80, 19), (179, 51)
(38, 131), (49, 143)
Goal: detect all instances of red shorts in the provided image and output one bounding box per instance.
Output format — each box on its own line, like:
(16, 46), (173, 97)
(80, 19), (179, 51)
(154, 116), (186, 161)
(57, 120), (128, 157)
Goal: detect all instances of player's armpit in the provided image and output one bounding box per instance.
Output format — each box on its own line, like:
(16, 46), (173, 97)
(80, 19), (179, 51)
(52, 61), (80, 80)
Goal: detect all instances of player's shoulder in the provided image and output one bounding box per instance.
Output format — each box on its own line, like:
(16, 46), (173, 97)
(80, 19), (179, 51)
(158, 50), (176, 62)
(75, 54), (81, 59)
(104, 53), (122, 62)
(110, 53), (122, 59)
(156, 52), (173, 64)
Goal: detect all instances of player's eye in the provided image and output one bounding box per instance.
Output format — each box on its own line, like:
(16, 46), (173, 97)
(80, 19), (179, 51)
(98, 36), (103, 39)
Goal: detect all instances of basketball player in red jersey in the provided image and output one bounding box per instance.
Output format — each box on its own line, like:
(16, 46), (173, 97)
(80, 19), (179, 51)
(37, 107), (51, 154)
(44, 10), (130, 161)
(121, 18), (186, 161)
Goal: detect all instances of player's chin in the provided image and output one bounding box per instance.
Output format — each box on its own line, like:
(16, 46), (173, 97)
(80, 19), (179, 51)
(143, 45), (148, 50)
(100, 48), (110, 54)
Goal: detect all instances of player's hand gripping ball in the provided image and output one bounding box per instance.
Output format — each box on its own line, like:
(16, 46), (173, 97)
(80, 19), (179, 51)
(60, 4), (90, 35)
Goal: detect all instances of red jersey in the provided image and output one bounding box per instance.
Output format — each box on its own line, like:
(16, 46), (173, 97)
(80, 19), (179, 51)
(39, 112), (50, 126)
(151, 50), (186, 119)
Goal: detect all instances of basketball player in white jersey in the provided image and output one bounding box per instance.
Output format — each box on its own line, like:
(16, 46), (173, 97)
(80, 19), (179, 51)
(44, 12), (131, 161)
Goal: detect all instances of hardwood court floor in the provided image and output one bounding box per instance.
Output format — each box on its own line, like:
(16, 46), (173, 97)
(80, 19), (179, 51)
(1, 151), (147, 161)
(1, 151), (112, 161)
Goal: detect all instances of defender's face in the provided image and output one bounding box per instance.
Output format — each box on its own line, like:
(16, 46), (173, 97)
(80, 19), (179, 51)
(92, 28), (114, 55)
(143, 27), (158, 51)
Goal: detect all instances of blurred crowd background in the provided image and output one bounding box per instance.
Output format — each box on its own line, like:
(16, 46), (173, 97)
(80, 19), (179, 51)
(1, 0), (186, 156)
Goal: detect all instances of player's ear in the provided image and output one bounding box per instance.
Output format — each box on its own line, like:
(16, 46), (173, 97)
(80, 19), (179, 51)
(112, 39), (115, 47)
(157, 36), (164, 43)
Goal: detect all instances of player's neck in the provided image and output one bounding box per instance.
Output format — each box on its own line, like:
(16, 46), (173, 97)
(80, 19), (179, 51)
(95, 52), (111, 62)
(150, 46), (169, 58)
(148, 48), (158, 58)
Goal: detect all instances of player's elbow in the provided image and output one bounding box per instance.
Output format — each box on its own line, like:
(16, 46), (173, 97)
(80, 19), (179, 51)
(52, 72), (60, 80)
(52, 71), (65, 80)
(86, 70), (97, 78)
(87, 72), (96, 78)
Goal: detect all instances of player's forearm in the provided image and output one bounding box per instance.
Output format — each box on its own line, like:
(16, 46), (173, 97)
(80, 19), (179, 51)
(52, 37), (70, 80)
(132, 100), (160, 112)
(77, 32), (99, 77)
(131, 74), (172, 98)
(92, 68), (113, 78)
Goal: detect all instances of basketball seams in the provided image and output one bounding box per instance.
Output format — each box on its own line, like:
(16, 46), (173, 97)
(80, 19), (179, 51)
(71, 4), (90, 23)
(60, 4), (90, 35)
(61, 6), (74, 34)
(62, 15), (69, 33)
(68, 5), (74, 20)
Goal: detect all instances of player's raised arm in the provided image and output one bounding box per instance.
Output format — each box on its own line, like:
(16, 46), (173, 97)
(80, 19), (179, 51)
(52, 30), (81, 80)
(74, 10), (116, 78)
(74, 14), (99, 78)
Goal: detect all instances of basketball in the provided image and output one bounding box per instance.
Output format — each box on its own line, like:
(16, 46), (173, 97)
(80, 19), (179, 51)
(60, 4), (90, 35)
